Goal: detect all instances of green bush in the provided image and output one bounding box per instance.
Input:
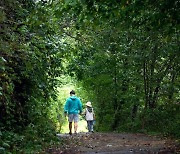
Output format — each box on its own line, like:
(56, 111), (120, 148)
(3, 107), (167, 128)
(138, 105), (180, 138)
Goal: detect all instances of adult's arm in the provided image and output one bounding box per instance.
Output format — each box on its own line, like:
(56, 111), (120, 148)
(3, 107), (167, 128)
(64, 99), (69, 113)
(78, 99), (83, 114)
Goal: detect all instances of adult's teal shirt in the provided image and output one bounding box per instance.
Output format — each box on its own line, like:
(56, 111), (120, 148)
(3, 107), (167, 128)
(64, 95), (82, 114)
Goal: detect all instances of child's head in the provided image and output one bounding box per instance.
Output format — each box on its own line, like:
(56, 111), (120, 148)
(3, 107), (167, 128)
(86, 101), (92, 107)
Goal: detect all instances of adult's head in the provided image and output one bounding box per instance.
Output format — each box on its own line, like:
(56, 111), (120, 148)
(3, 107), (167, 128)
(70, 90), (75, 95)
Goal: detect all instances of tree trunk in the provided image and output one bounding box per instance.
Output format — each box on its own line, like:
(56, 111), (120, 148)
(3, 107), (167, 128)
(143, 60), (148, 109)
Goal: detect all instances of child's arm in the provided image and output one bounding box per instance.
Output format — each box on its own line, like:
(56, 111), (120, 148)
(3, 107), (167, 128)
(82, 108), (87, 119)
(92, 108), (95, 120)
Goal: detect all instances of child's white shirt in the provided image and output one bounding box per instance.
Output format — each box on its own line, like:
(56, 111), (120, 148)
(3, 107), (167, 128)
(85, 108), (94, 121)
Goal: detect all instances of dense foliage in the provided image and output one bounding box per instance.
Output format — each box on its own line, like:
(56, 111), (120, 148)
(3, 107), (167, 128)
(0, 0), (66, 152)
(59, 0), (180, 136)
(0, 0), (179, 153)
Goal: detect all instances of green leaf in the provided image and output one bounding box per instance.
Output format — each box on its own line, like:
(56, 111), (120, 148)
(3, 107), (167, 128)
(0, 147), (5, 153)
(2, 142), (10, 148)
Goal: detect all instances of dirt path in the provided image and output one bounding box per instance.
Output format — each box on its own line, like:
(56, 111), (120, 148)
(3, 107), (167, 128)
(46, 132), (179, 154)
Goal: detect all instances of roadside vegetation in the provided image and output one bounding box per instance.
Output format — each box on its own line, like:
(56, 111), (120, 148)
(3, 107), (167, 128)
(0, 0), (179, 153)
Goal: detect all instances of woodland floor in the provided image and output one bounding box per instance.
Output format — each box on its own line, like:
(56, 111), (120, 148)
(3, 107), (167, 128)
(44, 132), (180, 154)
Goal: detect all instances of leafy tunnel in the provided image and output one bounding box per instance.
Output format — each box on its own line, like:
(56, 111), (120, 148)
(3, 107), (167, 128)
(0, 0), (179, 153)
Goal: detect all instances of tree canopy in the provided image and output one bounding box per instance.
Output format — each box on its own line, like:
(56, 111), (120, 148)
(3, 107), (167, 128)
(0, 0), (179, 153)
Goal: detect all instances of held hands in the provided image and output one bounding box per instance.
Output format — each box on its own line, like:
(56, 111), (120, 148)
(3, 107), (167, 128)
(93, 113), (96, 120)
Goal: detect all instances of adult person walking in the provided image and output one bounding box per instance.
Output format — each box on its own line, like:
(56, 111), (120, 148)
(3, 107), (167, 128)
(64, 90), (82, 135)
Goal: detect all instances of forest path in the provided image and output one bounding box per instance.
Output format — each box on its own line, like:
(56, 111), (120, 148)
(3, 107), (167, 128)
(45, 132), (179, 154)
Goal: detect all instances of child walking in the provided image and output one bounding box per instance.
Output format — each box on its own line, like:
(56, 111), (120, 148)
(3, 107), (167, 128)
(84, 101), (95, 133)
